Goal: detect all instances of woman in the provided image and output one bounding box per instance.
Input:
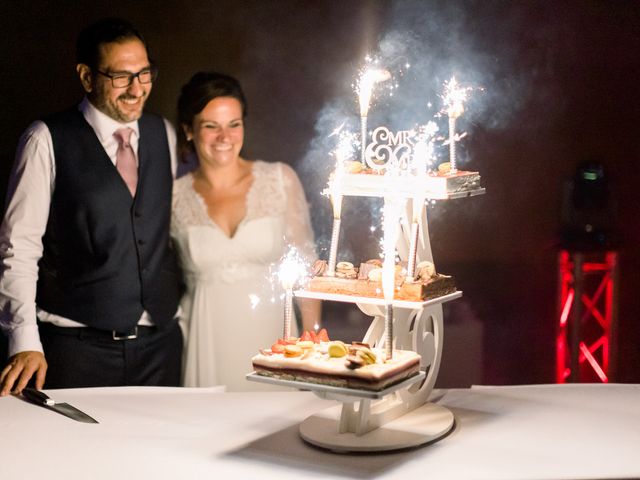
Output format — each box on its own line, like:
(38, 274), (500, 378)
(172, 72), (319, 390)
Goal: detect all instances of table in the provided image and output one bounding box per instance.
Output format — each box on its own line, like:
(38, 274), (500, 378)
(1, 384), (638, 479)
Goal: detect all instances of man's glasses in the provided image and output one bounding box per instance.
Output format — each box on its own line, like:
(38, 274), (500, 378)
(95, 66), (158, 88)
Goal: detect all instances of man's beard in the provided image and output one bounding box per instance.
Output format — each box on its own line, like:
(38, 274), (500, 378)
(90, 88), (147, 123)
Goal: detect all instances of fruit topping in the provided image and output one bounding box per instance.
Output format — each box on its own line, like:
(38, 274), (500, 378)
(296, 340), (315, 350)
(284, 345), (303, 357)
(328, 341), (348, 358)
(316, 328), (330, 342)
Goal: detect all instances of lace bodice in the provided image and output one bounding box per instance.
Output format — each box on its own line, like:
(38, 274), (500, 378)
(173, 160), (281, 228)
(171, 160), (315, 283)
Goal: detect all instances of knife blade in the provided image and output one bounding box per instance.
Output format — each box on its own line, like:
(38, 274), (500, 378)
(22, 387), (99, 424)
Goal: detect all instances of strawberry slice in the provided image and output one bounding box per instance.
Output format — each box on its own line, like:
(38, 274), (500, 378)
(316, 328), (329, 342)
(300, 330), (313, 342)
(310, 330), (318, 343)
(271, 343), (285, 354)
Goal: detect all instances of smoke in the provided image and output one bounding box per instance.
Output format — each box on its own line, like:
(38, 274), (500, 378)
(301, 0), (552, 249)
(379, 1), (532, 131)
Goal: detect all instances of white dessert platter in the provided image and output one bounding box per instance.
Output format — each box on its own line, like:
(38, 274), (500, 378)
(293, 290), (462, 310)
(248, 183), (485, 452)
(246, 370), (426, 400)
(329, 171), (485, 200)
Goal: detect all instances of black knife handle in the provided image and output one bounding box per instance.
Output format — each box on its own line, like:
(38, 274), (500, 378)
(23, 387), (53, 405)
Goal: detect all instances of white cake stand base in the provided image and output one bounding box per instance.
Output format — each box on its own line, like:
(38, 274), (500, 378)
(299, 402), (454, 452)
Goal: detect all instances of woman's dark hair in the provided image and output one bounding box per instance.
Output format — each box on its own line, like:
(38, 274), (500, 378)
(177, 72), (248, 157)
(76, 18), (146, 68)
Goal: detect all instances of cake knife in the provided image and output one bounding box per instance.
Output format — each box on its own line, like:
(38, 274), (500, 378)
(22, 387), (99, 424)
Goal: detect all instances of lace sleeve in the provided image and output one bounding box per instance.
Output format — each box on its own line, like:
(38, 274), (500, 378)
(171, 175), (190, 238)
(171, 173), (210, 239)
(279, 163), (316, 263)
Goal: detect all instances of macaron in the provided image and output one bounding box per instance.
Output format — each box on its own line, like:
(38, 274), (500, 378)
(356, 347), (377, 365)
(284, 345), (303, 357)
(296, 340), (315, 350)
(336, 261), (354, 271)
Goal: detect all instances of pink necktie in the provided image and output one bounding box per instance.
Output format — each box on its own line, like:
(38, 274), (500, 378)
(114, 128), (138, 196)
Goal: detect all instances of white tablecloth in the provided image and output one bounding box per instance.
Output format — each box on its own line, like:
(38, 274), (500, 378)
(1, 384), (638, 479)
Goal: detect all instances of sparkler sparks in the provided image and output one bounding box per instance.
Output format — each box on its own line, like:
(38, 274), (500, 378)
(248, 294), (260, 310)
(356, 66), (392, 117)
(333, 130), (357, 166)
(277, 247), (308, 290)
(440, 76), (482, 173)
(441, 76), (473, 119)
(355, 60), (392, 165)
(329, 121), (346, 138)
(411, 121), (438, 175)
(277, 247), (309, 340)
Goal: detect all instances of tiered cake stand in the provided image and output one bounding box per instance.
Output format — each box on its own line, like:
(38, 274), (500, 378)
(248, 186), (484, 452)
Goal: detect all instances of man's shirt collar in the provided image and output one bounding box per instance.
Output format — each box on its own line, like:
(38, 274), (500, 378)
(79, 97), (140, 143)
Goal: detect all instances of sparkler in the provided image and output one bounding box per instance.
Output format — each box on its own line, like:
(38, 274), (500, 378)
(356, 65), (391, 166)
(326, 131), (354, 276)
(381, 195), (403, 360)
(442, 76), (472, 174)
(278, 248), (307, 340)
(406, 202), (422, 282)
(405, 123), (436, 280)
(327, 196), (342, 277)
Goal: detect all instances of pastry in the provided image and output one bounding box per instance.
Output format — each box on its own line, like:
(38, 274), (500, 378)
(252, 338), (421, 391)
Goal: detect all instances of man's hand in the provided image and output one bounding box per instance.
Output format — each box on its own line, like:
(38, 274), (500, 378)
(0, 351), (47, 396)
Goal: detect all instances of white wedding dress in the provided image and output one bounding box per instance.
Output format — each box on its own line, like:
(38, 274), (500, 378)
(171, 160), (315, 391)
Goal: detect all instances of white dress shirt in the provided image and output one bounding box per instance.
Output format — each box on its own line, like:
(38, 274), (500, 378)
(0, 98), (177, 356)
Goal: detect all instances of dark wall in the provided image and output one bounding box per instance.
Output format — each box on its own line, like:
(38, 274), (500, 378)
(1, 1), (638, 384)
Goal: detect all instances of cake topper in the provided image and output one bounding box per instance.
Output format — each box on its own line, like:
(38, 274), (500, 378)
(363, 124), (439, 173)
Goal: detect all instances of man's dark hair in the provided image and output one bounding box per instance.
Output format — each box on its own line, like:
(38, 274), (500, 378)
(76, 18), (146, 68)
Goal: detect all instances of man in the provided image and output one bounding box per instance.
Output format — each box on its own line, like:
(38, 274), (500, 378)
(0, 18), (182, 395)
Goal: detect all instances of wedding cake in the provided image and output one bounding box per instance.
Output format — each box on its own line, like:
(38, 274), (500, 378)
(251, 333), (421, 391)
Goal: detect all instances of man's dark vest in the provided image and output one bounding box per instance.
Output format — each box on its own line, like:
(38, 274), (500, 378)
(37, 108), (180, 331)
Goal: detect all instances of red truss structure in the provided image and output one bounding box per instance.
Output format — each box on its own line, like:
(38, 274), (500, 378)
(556, 250), (619, 383)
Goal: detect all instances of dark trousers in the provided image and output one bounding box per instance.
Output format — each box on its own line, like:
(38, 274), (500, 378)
(39, 321), (183, 389)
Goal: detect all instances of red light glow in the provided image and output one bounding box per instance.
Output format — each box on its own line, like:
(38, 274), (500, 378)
(556, 250), (616, 383)
(560, 289), (574, 327)
(579, 342), (608, 383)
